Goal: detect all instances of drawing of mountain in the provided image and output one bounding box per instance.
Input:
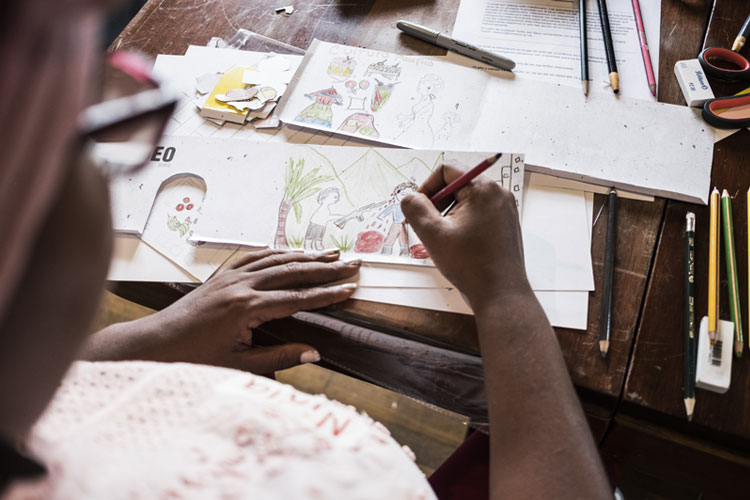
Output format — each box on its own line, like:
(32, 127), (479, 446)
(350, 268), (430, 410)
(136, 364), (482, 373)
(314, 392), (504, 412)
(397, 156), (434, 184)
(338, 148), (411, 207)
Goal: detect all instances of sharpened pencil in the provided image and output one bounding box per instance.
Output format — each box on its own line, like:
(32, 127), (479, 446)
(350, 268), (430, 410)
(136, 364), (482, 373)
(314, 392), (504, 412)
(596, 0), (619, 94)
(580, 0), (589, 96)
(430, 153), (503, 204)
(721, 190), (743, 357)
(684, 212), (696, 421)
(708, 187), (720, 345)
(599, 188), (617, 358)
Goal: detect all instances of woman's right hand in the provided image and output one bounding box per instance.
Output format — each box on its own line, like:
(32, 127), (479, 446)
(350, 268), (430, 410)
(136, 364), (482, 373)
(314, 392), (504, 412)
(400, 163), (531, 312)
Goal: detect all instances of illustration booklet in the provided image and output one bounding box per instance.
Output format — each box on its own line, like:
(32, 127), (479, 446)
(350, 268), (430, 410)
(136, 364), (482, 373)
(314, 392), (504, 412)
(108, 136), (524, 267)
(277, 40), (714, 204)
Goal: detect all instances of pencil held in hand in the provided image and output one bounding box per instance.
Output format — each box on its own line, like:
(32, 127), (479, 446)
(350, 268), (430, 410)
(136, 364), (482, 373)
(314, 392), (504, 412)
(430, 153), (503, 204)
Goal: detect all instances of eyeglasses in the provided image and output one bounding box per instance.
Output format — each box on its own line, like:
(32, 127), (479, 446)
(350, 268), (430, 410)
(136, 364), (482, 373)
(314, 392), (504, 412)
(77, 51), (178, 176)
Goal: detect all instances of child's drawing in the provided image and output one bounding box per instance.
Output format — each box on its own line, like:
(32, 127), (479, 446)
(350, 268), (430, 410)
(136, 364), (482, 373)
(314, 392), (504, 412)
(295, 87), (343, 128)
(359, 182), (417, 256)
(344, 79), (370, 95)
(304, 187), (346, 250)
(274, 158), (334, 248)
(337, 113), (380, 138)
(167, 196), (198, 237)
(396, 74), (444, 147)
(370, 79), (397, 112)
(140, 175), (235, 282)
(347, 96), (366, 110)
(436, 111), (461, 142)
(327, 56), (356, 81)
(365, 60), (401, 80)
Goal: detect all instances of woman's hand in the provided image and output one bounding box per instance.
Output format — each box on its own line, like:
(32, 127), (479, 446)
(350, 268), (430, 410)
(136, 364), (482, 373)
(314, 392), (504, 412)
(83, 249), (360, 374)
(400, 163), (531, 312)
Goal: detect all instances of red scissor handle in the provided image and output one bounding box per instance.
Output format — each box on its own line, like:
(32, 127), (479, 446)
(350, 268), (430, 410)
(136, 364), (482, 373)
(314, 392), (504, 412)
(698, 47), (750, 82)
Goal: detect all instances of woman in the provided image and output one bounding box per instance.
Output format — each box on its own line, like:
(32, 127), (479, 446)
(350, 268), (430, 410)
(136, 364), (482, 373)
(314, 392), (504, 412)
(0, 0), (611, 498)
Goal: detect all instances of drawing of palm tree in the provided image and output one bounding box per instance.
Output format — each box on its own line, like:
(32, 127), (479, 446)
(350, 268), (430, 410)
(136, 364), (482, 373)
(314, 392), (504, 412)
(275, 157), (333, 248)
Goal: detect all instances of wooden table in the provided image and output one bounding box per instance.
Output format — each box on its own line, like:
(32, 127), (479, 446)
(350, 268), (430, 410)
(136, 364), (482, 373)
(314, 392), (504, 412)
(110, 0), (750, 493)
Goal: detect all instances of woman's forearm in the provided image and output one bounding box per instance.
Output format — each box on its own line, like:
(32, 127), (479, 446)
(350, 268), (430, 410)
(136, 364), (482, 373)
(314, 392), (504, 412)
(473, 291), (611, 499)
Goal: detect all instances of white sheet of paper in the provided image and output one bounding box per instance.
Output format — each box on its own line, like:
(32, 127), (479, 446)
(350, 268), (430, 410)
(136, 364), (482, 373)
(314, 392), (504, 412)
(530, 172), (654, 202)
(353, 286), (588, 330)
(277, 40), (714, 204)
(449, 0), (661, 101)
(522, 180), (594, 291)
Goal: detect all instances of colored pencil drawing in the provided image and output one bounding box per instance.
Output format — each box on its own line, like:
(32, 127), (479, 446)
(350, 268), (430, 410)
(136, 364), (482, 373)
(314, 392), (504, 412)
(327, 56), (357, 81)
(295, 87), (343, 128)
(275, 157), (334, 248)
(276, 148), (446, 262)
(365, 60), (402, 80)
(337, 113), (380, 138)
(396, 74), (444, 147)
(371, 79), (397, 112)
(341, 182), (418, 256)
(167, 195), (198, 237)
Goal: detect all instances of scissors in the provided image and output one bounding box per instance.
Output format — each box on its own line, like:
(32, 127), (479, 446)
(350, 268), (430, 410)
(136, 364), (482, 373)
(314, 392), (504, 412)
(698, 47), (750, 129)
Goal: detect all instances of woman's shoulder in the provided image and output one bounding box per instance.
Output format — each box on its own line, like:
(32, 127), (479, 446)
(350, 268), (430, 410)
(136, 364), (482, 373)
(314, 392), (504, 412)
(22, 361), (435, 499)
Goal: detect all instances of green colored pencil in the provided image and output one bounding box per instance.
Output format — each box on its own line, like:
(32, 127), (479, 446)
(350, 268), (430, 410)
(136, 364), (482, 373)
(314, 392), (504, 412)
(721, 190), (743, 357)
(684, 212), (696, 421)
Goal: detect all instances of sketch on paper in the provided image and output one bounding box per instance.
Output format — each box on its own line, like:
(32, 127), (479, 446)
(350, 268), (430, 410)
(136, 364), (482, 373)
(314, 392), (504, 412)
(396, 74), (444, 147)
(274, 158), (334, 248)
(110, 136), (525, 267)
(365, 60), (401, 80)
(437, 111), (461, 142)
(347, 96), (366, 110)
(277, 40), (485, 149)
(327, 56), (357, 81)
(274, 149), (446, 262)
(140, 175), (236, 282)
(337, 113), (380, 138)
(295, 87), (343, 128)
(344, 79), (370, 95)
(371, 79), (397, 112)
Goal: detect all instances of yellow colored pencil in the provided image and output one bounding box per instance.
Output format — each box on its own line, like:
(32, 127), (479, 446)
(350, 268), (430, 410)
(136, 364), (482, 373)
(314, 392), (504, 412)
(708, 187), (720, 344)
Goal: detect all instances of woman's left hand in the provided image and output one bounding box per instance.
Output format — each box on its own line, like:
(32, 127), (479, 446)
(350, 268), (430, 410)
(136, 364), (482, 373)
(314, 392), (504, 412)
(84, 249), (360, 374)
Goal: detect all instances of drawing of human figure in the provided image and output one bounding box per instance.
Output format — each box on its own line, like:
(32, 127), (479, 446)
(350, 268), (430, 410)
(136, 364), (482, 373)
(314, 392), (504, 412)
(396, 74), (444, 147)
(436, 111), (461, 142)
(304, 187), (345, 250)
(376, 182), (417, 256)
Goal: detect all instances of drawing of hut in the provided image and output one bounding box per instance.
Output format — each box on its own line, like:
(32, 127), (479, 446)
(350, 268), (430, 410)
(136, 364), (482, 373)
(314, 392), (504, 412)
(295, 87), (343, 128)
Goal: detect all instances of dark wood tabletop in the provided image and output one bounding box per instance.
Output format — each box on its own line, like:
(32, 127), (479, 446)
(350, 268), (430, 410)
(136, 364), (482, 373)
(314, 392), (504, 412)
(110, 0), (748, 446)
(623, 0), (750, 448)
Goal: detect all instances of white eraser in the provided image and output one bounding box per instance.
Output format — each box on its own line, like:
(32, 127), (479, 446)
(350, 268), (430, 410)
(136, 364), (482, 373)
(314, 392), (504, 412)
(674, 59), (715, 107)
(695, 316), (733, 393)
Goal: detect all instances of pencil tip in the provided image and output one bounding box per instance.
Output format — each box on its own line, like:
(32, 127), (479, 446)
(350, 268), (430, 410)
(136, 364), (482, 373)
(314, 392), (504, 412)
(649, 84), (656, 96)
(599, 340), (609, 358)
(582, 80), (589, 96)
(684, 398), (695, 419)
(722, 189), (729, 197)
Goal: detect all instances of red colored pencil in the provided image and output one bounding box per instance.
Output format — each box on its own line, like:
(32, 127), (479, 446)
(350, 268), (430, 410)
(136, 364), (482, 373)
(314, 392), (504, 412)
(631, 0), (656, 97)
(430, 153), (502, 204)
